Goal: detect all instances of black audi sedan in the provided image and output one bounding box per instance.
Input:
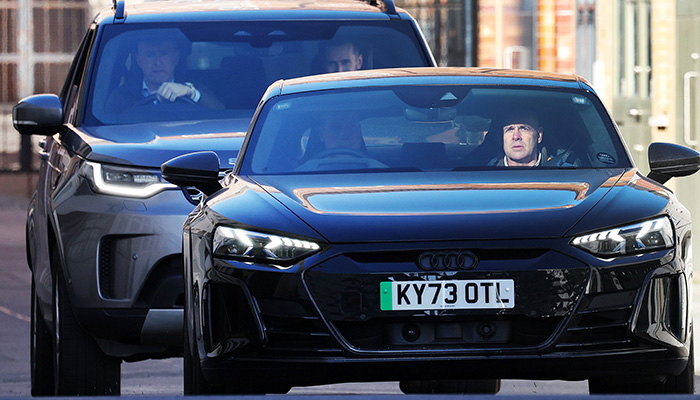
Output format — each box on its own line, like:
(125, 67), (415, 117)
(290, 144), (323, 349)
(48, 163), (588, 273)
(163, 67), (700, 394)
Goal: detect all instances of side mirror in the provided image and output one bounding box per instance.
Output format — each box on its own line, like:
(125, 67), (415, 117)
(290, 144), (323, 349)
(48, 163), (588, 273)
(13, 94), (63, 136)
(647, 142), (700, 184)
(161, 151), (222, 197)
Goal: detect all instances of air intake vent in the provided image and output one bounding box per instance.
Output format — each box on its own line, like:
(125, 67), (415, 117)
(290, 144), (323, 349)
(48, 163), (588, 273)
(98, 237), (113, 298)
(556, 290), (642, 351)
(257, 299), (342, 355)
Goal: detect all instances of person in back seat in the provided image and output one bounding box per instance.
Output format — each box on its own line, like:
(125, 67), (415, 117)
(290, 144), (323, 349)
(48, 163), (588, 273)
(323, 39), (364, 73)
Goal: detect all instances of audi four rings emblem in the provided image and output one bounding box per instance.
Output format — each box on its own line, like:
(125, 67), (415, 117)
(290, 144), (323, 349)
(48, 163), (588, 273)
(416, 251), (478, 271)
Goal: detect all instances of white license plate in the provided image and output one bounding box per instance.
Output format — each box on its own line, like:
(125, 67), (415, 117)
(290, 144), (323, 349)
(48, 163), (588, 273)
(380, 279), (515, 311)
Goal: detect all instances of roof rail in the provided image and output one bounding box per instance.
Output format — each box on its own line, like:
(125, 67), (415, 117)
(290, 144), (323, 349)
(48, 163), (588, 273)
(362, 0), (398, 16)
(113, 0), (125, 21)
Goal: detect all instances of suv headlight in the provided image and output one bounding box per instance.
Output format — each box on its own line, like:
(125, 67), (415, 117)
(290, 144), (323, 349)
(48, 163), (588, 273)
(213, 226), (321, 265)
(571, 216), (674, 257)
(82, 161), (176, 198)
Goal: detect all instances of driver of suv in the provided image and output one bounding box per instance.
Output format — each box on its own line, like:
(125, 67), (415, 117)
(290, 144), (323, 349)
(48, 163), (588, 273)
(106, 37), (223, 112)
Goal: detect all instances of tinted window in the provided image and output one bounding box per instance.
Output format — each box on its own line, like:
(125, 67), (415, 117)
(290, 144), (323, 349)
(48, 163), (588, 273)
(241, 86), (631, 174)
(84, 21), (429, 127)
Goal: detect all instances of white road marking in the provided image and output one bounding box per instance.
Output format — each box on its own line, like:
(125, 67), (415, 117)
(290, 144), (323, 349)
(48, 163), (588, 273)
(0, 306), (30, 323)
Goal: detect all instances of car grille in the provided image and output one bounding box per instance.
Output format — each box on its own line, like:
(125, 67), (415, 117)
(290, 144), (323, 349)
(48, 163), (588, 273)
(257, 298), (343, 356)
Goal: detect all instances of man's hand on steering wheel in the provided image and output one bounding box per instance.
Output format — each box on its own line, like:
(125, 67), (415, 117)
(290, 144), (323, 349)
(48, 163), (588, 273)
(155, 82), (197, 103)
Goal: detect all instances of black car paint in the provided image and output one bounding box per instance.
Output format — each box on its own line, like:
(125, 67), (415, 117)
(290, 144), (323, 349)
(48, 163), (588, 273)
(175, 68), (697, 392)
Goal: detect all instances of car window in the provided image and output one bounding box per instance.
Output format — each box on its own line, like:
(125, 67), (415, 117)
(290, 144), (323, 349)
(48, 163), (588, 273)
(241, 86), (632, 174)
(84, 21), (429, 127)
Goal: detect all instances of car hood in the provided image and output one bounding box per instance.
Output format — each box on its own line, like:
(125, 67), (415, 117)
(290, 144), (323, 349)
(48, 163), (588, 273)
(72, 119), (250, 168)
(251, 169), (669, 242)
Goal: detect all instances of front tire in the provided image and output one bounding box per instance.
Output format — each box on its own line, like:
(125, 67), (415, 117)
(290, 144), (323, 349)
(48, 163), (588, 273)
(52, 250), (121, 395)
(184, 299), (225, 394)
(30, 277), (54, 396)
(588, 334), (695, 394)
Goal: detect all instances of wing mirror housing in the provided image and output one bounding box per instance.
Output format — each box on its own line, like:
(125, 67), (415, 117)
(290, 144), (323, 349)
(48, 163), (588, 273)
(161, 151), (222, 197)
(647, 142), (700, 184)
(13, 94), (63, 136)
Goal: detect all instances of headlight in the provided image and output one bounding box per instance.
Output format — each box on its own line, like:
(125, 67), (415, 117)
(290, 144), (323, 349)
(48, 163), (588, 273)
(82, 161), (176, 198)
(571, 216), (674, 257)
(213, 226), (321, 265)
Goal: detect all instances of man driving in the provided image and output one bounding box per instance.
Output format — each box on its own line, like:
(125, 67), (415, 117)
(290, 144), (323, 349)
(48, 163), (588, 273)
(107, 36), (222, 112)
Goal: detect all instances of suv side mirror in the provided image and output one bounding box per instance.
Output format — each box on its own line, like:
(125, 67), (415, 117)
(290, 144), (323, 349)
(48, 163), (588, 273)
(161, 151), (222, 197)
(13, 94), (63, 136)
(647, 142), (700, 184)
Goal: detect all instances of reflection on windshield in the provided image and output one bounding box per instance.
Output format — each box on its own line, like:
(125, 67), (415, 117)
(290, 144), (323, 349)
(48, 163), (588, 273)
(85, 21), (428, 128)
(290, 182), (592, 215)
(242, 86), (631, 173)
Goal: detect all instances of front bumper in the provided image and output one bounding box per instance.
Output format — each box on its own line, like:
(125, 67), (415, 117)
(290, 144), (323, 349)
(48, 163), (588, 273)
(54, 183), (191, 357)
(196, 240), (692, 385)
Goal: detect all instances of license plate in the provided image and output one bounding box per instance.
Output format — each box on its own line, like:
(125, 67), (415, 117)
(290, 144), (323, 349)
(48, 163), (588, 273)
(380, 279), (515, 311)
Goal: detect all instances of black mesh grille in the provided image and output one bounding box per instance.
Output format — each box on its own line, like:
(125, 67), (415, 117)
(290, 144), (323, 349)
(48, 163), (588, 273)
(98, 237), (113, 298)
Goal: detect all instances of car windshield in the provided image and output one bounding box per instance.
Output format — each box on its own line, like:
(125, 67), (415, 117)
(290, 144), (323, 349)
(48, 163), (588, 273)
(240, 85), (632, 174)
(84, 21), (428, 127)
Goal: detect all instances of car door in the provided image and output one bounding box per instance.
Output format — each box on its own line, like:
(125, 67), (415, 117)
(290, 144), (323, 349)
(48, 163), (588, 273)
(31, 27), (95, 312)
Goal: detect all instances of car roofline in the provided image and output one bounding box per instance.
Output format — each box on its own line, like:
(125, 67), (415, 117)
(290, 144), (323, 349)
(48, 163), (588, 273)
(99, 0), (406, 25)
(262, 67), (594, 102)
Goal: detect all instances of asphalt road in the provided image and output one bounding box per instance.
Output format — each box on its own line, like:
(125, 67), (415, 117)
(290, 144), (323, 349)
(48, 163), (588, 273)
(0, 194), (696, 396)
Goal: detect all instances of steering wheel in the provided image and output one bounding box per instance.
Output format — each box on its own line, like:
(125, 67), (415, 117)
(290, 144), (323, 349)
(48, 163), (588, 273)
(131, 93), (196, 109)
(296, 147), (388, 172)
(310, 147), (374, 160)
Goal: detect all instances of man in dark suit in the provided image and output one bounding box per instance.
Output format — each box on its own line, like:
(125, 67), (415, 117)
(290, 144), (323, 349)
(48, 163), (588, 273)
(106, 37), (223, 113)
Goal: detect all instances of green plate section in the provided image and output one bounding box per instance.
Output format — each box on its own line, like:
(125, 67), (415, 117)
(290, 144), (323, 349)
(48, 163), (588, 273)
(380, 281), (393, 311)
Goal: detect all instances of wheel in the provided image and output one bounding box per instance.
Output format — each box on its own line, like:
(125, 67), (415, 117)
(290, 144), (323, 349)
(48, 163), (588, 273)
(664, 334), (695, 393)
(184, 298), (225, 394)
(183, 293), (288, 395)
(588, 334), (695, 394)
(400, 379), (501, 394)
(52, 249), (121, 395)
(30, 277), (54, 396)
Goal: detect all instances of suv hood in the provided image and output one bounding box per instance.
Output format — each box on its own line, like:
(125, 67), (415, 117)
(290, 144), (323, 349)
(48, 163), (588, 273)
(71, 119), (250, 169)
(252, 169), (668, 242)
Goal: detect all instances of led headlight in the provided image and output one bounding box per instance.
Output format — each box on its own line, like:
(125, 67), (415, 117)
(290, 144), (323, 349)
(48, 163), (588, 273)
(82, 161), (176, 198)
(213, 226), (321, 264)
(571, 216), (674, 257)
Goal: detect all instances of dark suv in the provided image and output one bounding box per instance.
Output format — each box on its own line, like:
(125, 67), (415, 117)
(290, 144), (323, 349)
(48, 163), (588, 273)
(13, 0), (434, 395)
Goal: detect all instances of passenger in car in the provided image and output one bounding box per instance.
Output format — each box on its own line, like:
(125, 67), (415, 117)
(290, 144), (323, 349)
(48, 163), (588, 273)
(106, 36), (223, 112)
(323, 39), (364, 73)
(490, 110), (544, 167)
(487, 109), (580, 168)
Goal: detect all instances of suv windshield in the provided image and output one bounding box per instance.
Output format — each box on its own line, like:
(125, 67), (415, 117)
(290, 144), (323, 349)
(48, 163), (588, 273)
(241, 85), (632, 174)
(85, 21), (429, 127)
